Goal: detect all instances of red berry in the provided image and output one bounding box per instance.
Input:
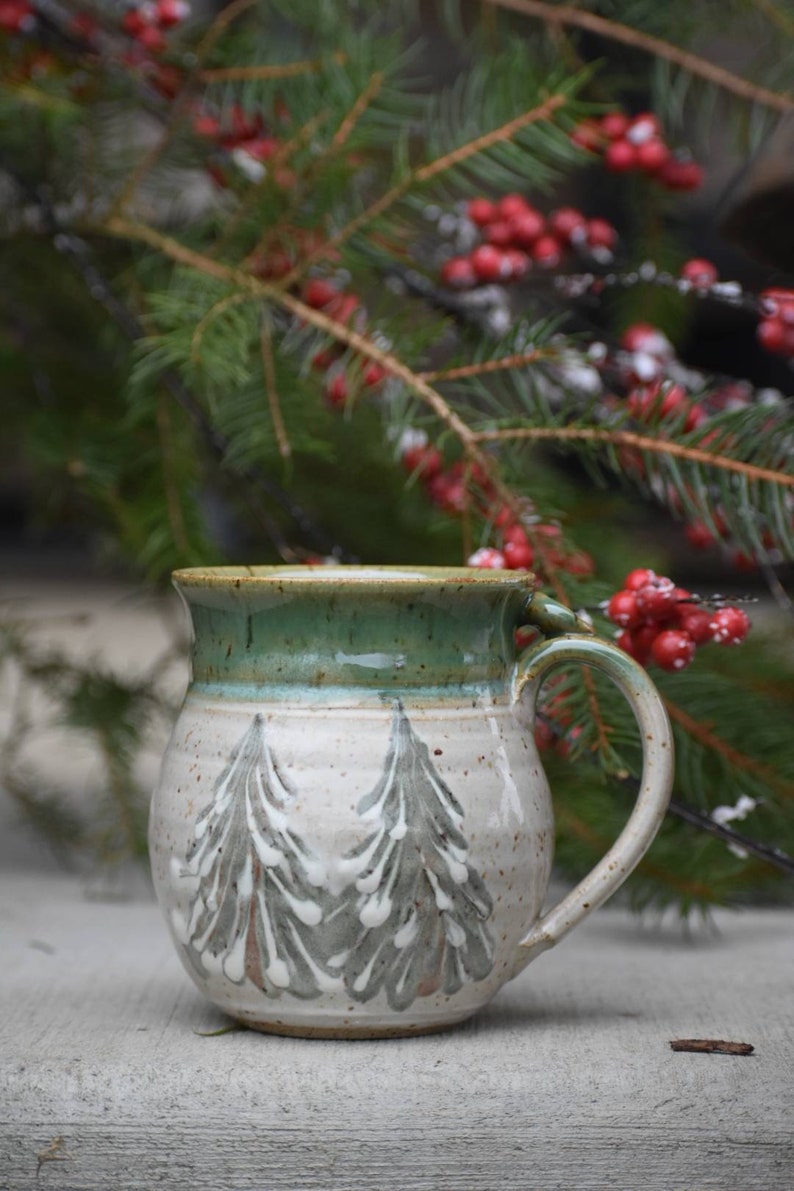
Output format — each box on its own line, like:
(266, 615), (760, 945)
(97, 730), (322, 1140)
(531, 235), (562, 267)
(510, 209), (546, 248)
(193, 112), (220, 139)
(484, 220), (515, 247)
(657, 158), (704, 191)
(502, 523), (529, 547)
(604, 139), (638, 173)
(621, 322), (669, 356)
(624, 568), (657, 591)
(467, 198), (498, 227)
(534, 719), (556, 752)
(467, 547), (506, 569)
(685, 521), (716, 550)
(651, 629), (696, 671)
(156, 0), (189, 25)
(585, 218), (617, 251)
(239, 136), (279, 162)
(635, 138), (670, 173)
(599, 112), (631, 140)
(402, 445), (443, 479)
(470, 244), (508, 282)
(0, 0), (32, 30)
(607, 590), (643, 629)
(680, 258), (718, 288)
(497, 193), (529, 220)
(617, 624), (659, 664)
(440, 256), (476, 289)
(122, 6), (154, 36)
(137, 24), (167, 51)
(325, 373), (348, 407)
(757, 317), (786, 354)
(503, 540), (534, 570)
(709, 606), (751, 645)
(362, 362), (386, 387)
(676, 606), (713, 646)
(325, 292), (360, 325)
(303, 278), (337, 308)
(427, 474), (467, 513)
(549, 207), (587, 243)
(683, 403), (708, 432)
(635, 579), (677, 622)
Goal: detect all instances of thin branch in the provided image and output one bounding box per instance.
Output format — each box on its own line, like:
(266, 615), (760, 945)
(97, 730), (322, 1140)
(486, 0), (794, 112)
(191, 292), (253, 362)
(280, 90), (568, 288)
(472, 426), (794, 489)
(419, 348), (550, 383)
(199, 51), (347, 83)
(260, 317), (291, 462)
(330, 69), (385, 150)
(194, 0), (258, 63)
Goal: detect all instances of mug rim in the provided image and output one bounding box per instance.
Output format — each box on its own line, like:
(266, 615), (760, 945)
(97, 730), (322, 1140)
(172, 564), (537, 591)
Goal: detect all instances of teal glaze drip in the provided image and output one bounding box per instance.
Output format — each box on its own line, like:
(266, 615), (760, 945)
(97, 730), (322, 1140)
(174, 566), (536, 691)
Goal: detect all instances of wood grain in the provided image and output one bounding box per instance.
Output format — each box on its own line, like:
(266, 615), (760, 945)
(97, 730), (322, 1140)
(1, 873), (792, 1190)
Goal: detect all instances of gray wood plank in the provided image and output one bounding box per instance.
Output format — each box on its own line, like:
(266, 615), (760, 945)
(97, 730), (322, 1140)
(1, 873), (791, 1190)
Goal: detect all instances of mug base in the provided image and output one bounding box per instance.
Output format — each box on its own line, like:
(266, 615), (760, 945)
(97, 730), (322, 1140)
(234, 1013), (474, 1040)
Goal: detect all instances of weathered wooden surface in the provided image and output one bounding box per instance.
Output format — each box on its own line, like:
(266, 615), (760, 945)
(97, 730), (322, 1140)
(1, 872), (792, 1191)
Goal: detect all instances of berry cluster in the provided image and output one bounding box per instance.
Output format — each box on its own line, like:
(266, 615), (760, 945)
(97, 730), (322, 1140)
(572, 111), (704, 191)
(757, 288), (794, 358)
(439, 194), (618, 289)
(0, 0), (33, 34)
(396, 430), (594, 579)
(301, 277), (387, 407)
(122, 0), (190, 52)
(605, 569), (750, 672)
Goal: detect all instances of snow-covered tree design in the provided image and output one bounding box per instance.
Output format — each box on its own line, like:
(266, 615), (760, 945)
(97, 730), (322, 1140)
(174, 714), (334, 1000)
(325, 700), (495, 1011)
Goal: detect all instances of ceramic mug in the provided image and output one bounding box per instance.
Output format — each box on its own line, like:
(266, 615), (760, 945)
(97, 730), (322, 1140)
(149, 566), (673, 1037)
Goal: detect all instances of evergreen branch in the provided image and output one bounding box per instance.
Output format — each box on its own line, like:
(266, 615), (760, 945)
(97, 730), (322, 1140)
(419, 348), (551, 382)
(101, 216), (574, 592)
(473, 426), (794, 489)
(1, 180), (347, 560)
(260, 318), (291, 462)
(664, 698), (794, 801)
(194, 0), (258, 64)
(280, 90), (568, 288)
(190, 292), (255, 363)
(486, 0), (794, 112)
(330, 70), (385, 151)
(199, 52), (347, 83)
(213, 111), (331, 261)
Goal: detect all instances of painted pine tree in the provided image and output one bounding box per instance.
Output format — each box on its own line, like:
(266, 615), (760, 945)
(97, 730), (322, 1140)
(175, 714), (333, 999)
(326, 700), (495, 1011)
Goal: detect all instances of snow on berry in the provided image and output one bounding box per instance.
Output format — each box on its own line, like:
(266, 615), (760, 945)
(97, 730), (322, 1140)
(651, 629), (696, 672)
(468, 547), (507, 569)
(709, 606), (751, 645)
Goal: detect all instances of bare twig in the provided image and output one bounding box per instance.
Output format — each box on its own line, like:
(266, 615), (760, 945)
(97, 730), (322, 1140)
(199, 51), (347, 83)
(670, 1039), (754, 1055)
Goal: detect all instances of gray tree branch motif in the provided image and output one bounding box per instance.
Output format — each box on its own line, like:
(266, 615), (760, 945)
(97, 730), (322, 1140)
(325, 700), (495, 1011)
(175, 714), (334, 999)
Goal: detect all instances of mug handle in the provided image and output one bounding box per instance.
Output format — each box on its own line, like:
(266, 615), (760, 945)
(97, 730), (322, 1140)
(510, 594), (674, 975)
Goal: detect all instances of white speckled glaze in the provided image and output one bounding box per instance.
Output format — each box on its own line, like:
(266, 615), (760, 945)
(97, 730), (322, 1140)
(149, 566), (674, 1037)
